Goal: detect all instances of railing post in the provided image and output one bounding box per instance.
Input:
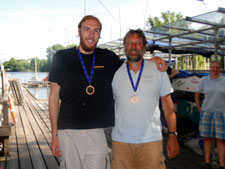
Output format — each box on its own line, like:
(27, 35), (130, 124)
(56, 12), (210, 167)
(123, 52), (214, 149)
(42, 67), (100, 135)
(1, 65), (6, 96)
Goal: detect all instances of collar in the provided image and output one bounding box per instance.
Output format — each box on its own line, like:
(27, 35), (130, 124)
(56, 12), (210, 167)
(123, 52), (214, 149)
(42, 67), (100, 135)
(209, 75), (222, 81)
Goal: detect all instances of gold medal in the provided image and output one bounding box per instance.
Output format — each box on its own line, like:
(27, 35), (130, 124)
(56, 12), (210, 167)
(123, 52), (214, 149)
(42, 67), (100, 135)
(86, 85), (95, 95)
(130, 95), (139, 104)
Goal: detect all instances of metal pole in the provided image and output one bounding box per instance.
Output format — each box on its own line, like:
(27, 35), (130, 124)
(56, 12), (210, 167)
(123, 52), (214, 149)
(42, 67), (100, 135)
(168, 37), (172, 67)
(214, 28), (219, 60)
(35, 56), (38, 80)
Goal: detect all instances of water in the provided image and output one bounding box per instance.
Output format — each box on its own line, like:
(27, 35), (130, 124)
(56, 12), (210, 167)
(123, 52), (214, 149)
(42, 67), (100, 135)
(6, 72), (49, 99)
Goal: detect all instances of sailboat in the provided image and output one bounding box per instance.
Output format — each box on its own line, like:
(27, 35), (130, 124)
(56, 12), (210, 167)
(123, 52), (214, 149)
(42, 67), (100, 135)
(27, 57), (44, 87)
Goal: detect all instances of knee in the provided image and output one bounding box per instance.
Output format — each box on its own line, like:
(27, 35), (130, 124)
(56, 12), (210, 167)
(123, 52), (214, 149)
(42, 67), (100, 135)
(216, 138), (225, 144)
(204, 137), (212, 142)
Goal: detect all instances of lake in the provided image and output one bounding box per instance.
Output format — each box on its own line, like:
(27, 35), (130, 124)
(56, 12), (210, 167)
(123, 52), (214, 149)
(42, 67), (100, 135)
(6, 72), (49, 99)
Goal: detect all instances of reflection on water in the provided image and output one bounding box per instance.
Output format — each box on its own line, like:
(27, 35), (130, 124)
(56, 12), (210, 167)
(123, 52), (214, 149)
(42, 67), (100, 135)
(27, 87), (50, 100)
(6, 72), (49, 99)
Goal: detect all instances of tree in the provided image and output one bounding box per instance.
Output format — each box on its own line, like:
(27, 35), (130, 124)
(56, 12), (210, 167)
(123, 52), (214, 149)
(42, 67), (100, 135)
(46, 44), (65, 71)
(146, 11), (184, 29)
(3, 58), (31, 72)
(67, 44), (76, 49)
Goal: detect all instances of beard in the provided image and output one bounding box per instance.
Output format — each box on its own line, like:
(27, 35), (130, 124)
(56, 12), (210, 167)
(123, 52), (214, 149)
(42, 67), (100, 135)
(125, 49), (144, 63)
(80, 37), (98, 53)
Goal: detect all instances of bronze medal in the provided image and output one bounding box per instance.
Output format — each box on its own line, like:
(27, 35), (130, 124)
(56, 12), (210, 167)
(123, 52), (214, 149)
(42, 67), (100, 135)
(86, 85), (95, 95)
(130, 95), (139, 104)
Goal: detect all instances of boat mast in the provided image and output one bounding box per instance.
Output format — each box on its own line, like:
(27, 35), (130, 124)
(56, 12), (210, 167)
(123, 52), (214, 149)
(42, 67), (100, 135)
(35, 56), (38, 80)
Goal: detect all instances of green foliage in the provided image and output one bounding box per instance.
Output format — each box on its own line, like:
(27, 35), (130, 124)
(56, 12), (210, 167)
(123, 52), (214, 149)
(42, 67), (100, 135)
(3, 43), (77, 72)
(4, 58), (31, 72)
(146, 11), (184, 29)
(210, 55), (224, 70)
(67, 44), (77, 49)
(29, 57), (48, 72)
(46, 44), (65, 71)
(3, 57), (48, 72)
(177, 55), (207, 70)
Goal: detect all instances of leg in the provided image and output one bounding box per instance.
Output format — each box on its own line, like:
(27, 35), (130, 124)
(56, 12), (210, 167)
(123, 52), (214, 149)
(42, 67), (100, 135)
(136, 140), (165, 169)
(216, 138), (225, 167)
(111, 141), (137, 169)
(204, 137), (212, 164)
(199, 111), (214, 165)
(215, 112), (225, 167)
(58, 130), (82, 169)
(83, 129), (110, 169)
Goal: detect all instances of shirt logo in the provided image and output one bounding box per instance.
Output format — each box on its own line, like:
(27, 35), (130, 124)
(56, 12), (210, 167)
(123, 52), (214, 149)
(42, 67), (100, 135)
(94, 66), (104, 68)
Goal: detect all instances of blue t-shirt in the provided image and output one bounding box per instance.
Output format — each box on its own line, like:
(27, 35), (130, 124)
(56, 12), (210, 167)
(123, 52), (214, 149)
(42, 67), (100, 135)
(196, 75), (225, 112)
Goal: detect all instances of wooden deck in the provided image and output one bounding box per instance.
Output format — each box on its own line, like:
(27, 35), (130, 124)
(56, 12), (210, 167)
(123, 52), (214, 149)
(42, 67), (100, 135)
(0, 86), (214, 169)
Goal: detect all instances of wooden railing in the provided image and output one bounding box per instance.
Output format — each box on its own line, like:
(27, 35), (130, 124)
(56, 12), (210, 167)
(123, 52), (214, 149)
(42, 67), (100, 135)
(0, 68), (12, 161)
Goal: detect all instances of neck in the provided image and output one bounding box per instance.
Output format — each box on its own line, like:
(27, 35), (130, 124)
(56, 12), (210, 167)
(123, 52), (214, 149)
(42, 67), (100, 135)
(210, 74), (220, 79)
(79, 45), (94, 54)
(128, 59), (143, 74)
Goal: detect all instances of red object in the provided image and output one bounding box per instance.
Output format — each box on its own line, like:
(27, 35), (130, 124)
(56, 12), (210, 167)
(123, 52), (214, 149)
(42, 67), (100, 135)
(43, 75), (49, 81)
(8, 96), (17, 124)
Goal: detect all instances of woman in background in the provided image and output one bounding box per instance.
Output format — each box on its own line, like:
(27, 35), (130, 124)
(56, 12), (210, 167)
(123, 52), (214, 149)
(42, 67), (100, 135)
(195, 61), (225, 169)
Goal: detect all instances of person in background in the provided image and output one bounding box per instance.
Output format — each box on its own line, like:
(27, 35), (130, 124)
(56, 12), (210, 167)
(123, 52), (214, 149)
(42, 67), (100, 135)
(167, 66), (180, 79)
(48, 15), (167, 169)
(195, 60), (225, 169)
(111, 29), (179, 169)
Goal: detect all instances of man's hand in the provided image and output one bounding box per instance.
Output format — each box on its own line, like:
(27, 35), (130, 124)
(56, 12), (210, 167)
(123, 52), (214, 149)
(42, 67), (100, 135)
(149, 56), (167, 72)
(51, 135), (62, 157)
(167, 135), (179, 159)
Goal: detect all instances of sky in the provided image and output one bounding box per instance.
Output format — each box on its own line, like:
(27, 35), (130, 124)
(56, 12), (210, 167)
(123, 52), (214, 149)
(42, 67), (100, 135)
(0, 0), (224, 62)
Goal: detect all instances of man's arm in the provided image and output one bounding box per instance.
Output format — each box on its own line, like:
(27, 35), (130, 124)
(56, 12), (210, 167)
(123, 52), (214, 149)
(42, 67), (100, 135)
(49, 82), (61, 157)
(169, 69), (180, 79)
(195, 92), (201, 112)
(161, 94), (179, 159)
(149, 56), (167, 72)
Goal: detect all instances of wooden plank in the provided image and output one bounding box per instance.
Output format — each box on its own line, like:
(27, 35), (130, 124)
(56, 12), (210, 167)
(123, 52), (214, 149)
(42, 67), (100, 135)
(17, 106), (33, 137)
(18, 104), (46, 169)
(15, 106), (33, 169)
(22, 89), (59, 169)
(17, 135), (33, 169)
(26, 135), (47, 169)
(6, 134), (19, 169)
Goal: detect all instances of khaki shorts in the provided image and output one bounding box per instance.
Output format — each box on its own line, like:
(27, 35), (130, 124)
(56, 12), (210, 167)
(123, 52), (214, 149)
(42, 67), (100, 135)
(111, 140), (165, 169)
(58, 129), (110, 169)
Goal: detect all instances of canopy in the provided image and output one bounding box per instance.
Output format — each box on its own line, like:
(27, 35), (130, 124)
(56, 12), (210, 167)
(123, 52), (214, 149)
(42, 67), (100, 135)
(98, 7), (225, 59)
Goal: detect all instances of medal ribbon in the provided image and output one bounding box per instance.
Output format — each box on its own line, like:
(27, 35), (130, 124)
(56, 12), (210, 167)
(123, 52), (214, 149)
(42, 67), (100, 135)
(77, 47), (95, 84)
(126, 59), (144, 92)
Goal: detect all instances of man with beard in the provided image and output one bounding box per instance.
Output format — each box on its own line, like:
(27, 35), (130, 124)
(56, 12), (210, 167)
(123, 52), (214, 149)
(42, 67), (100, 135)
(48, 16), (166, 169)
(111, 29), (179, 169)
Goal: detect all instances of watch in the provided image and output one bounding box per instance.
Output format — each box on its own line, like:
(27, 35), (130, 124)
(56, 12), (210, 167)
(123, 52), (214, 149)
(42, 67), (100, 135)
(168, 131), (178, 136)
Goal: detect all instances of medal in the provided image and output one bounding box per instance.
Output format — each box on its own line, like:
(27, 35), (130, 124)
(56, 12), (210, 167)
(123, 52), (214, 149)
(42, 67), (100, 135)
(77, 47), (96, 95)
(127, 60), (144, 104)
(130, 94), (139, 104)
(86, 85), (95, 95)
